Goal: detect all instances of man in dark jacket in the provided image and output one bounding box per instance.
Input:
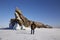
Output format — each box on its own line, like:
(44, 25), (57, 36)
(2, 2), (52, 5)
(31, 22), (36, 34)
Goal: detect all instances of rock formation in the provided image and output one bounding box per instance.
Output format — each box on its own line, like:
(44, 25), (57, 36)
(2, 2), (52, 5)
(9, 7), (52, 30)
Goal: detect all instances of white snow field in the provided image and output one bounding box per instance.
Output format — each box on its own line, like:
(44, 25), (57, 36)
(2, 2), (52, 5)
(0, 28), (60, 40)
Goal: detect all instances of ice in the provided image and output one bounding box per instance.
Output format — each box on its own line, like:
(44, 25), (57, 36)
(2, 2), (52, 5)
(0, 28), (60, 40)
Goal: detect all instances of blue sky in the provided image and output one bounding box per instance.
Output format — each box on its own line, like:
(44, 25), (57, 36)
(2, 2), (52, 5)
(0, 0), (60, 28)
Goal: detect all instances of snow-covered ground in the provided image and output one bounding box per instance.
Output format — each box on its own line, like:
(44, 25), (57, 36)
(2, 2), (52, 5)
(0, 28), (60, 40)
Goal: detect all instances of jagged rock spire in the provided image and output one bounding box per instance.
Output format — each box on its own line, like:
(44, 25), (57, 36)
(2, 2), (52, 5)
(15, 7), (22, 14)
(9, 7), (52, 29)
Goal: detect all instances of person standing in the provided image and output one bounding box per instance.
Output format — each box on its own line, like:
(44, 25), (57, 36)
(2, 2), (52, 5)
(31, 22), (36, 34)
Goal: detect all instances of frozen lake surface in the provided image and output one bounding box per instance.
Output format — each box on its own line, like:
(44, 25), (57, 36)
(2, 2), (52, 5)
(0, 28), (60, 40)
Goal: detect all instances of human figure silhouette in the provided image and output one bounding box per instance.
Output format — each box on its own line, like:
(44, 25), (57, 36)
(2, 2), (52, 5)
(31, 22), (36, 34)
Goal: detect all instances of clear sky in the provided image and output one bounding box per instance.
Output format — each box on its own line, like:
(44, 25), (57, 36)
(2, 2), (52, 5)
(0, 0), (60, 28)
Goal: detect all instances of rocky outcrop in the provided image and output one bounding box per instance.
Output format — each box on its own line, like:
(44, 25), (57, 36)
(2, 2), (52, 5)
(9, 7), (52, 29)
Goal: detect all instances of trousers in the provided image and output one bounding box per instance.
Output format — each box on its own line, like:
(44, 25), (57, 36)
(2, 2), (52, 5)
(31, 29), (35, 34)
